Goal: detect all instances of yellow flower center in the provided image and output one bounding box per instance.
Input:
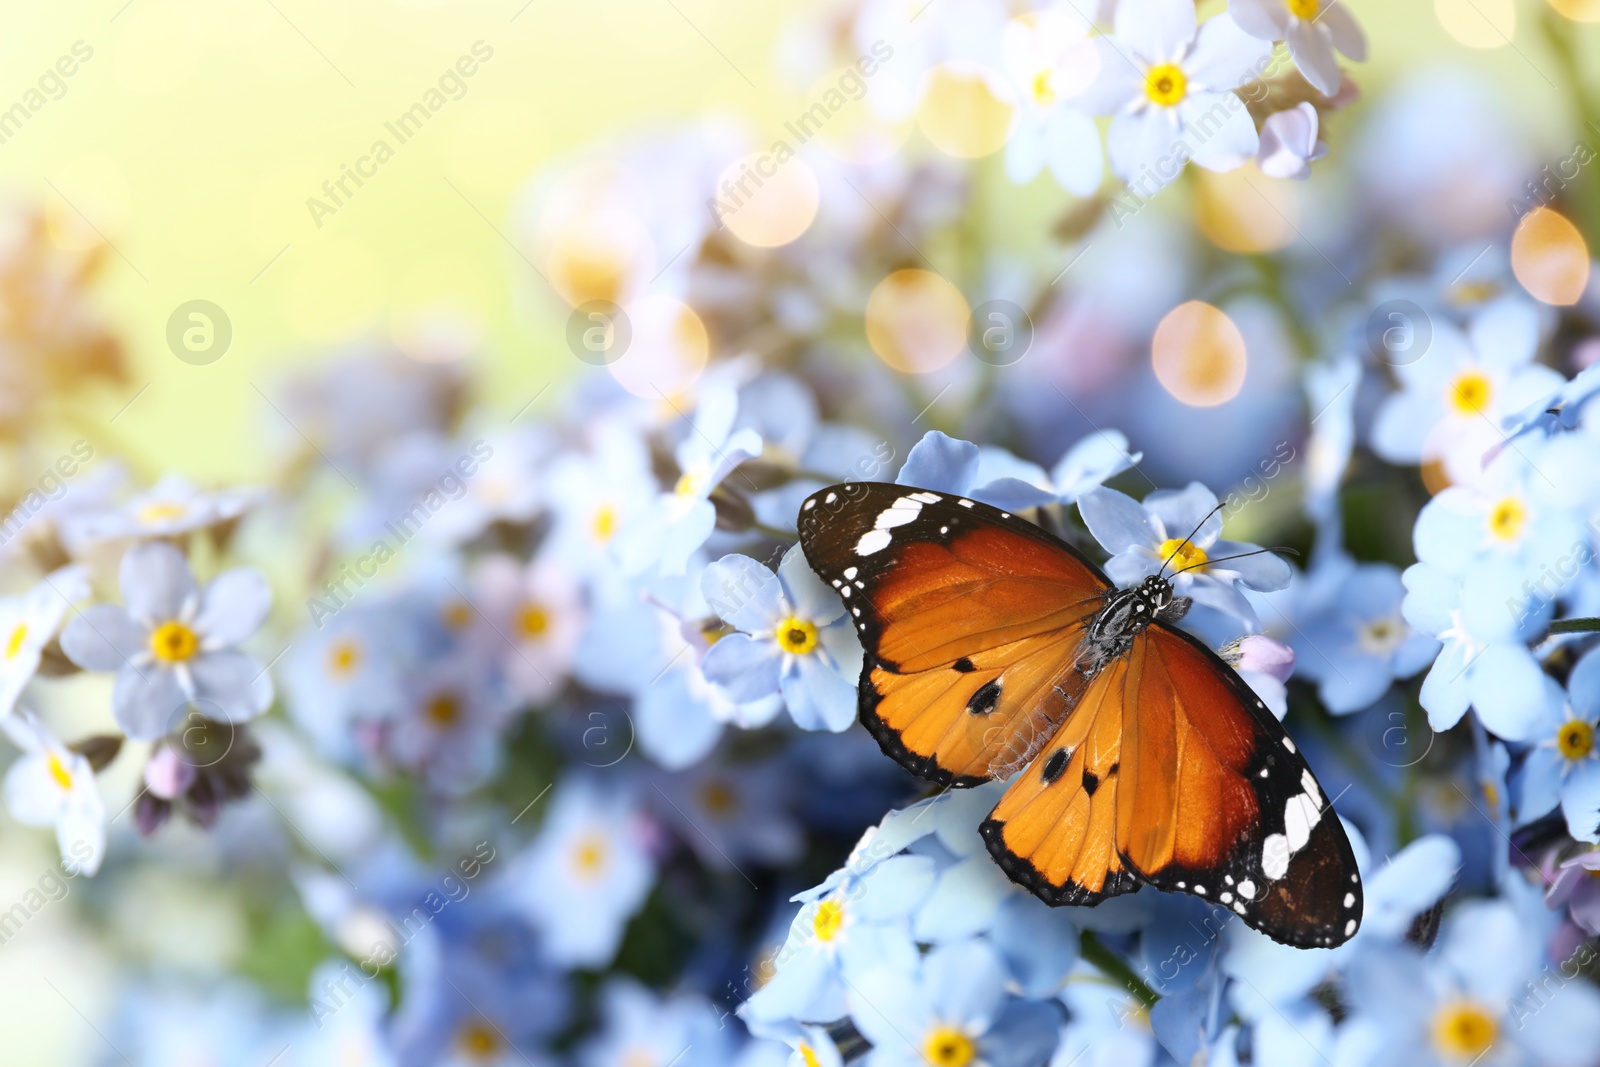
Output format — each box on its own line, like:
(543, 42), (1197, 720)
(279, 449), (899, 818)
(1487, 497), (1527, 542)
(592, 503), (618, 542)
(1559, 719), (1595, 761)
(442, 600), (473, 629)
(518, 603), (550, 639)
(620, 1050), (656, 1067)
(5, 624), (27, 660)
(1287, 0), (1320, 19)
(1449, 370), (1493, 414)
(812, 898), (844, 942)
(456, 1019), (501, 1059)
(1359, 616), (1404, 655)
(1449, 280), (1499, 306)
(149, 621), (199, 663)
(47, 754), (73, 792)
(699, 780), (739, 816)
(1031, 69), (1056, 107)
(1157, 538), (1208, 573)
(1144, 63), (1187, 107)
(922, 1026), (976, 1067)
(1482, 779), (1500, 808)
(674, 469), (705, 500)
(138, 501), (188, 525)
(326, 638), (361, 678)
(799, 1042), (822, 1067)
(426, 694), (460, 726)
(1432, 1001), (1497, 1059)
(573, 833), (609, 879)
(775, 617), (819, 655)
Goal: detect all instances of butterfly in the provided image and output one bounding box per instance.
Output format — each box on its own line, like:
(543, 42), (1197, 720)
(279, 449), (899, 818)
(797, 481), (1362, 948)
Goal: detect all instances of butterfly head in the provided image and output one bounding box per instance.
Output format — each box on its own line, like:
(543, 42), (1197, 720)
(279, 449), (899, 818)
(1133, 574), (1190, 626)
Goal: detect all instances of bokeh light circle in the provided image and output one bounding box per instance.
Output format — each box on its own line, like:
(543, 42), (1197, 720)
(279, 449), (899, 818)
(714, 154), (820, 248)
(865, 269), (971, 374)
(1434, 0), (1516, 48)
(1511, 206), (1591, 306)
(607, 295), (709, 398)
(1151, 301), (1248, 407)
(916, 63), (1017, 159)
(1194, 167), (1297, 254)
(544, 208), (653, 308)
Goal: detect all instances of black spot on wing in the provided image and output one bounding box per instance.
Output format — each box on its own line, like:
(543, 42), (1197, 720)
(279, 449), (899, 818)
(1082, 769), (1101, 797)
(953, 657), (976, 673)
(1040, 748), (1069, 784)
(967, 679), (1002, 716)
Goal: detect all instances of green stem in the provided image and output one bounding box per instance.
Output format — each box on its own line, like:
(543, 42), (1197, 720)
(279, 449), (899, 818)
(1551, 617), (1600, 634)
(1540, 8), (1600, 243)
(1080, 931), (1159, 1008)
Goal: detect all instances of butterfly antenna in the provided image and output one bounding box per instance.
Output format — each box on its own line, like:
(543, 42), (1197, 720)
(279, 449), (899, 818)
(1157, 502), (1227, 580)
(1170, 545), (1299, 577)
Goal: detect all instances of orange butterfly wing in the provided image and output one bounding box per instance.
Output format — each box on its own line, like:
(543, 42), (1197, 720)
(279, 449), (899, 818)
(797, 483), (1109, 786)
(982, 618), (1363, 946)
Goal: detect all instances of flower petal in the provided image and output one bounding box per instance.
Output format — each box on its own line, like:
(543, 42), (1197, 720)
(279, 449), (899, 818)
(897, 431), (980, 494)
(195, 568), (272, 648)
(703, 554), (785, 633)
(1115, 0), (1196, 63)
(119, 541), (197, 623)
(1078, 486), (1157, 554)
(190, 649), (273, 721)
(1182, 92), (1260, 171)
(702, 633), (782, 704)
(1285, 20), (1341, 97)
(1186, 13), (1274, 91)
(113, 665), (189, 741)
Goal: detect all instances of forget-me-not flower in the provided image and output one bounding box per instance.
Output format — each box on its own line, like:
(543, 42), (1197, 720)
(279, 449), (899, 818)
(61, 542), (274, 741)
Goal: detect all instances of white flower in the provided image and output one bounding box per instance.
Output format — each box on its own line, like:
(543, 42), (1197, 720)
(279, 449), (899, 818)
(1000, 9), (1104, 195)
(1229, 0), (1366, 97)
(0, 564), (89, 717)
(1257, 102), (1329, 180)
(65, 473), (258, 546)
(2, 710), (105, 875)
(1080, 0), (1273, 189)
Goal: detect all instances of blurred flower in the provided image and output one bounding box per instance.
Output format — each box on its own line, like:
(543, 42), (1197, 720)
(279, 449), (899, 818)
(1081, 0), (1271, 188)
(1, 708), (105, 874)
(1000, 10), (1103, 195)
(511, 776), (654, 969)
(702, 544), (862, 733)
(1079, 482), (1292, 621)
(580, 980), (733, 1067)
(65, 472), (258, 546)
(61, 542), (274, 740)
(1545, 850), (1600, 937)
(1292, 558), (1437, 714)
(0, 563), (88, 716)
(467, 552), (584, 705)
(618, 380), (764, 576)
(895, 429), (1139, 511)
(387, 660), (516, 796)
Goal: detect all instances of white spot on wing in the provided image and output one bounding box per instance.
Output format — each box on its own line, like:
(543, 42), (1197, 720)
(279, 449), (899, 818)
(875, 497), (923, 530)
(825, 492), (837, 504)
(843, 567), (858, 579)
(1345, 918), (1356, 936)
(1283, 737), (1296, 754)
(1238, 879), (1256, 899)
(1344, 892), (1355, 908)
(908, 491), (942, 504)
(958, 499), (974, 508)
(804, 499), (816, 511)
(1262, 834), (1290, 880)
(855, 529), (892, 555)
(1301, 770), (1321, 806)
(1284, 793), (1320, 852)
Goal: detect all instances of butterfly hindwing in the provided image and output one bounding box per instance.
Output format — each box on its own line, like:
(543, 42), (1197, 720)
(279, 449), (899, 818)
(978, 655), (1141, 904)
(1115, 624), (1363, 948)
(798, 482), (1110, 786)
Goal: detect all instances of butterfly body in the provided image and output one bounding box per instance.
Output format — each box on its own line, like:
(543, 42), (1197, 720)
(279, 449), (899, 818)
(797, 481), (1363, 948)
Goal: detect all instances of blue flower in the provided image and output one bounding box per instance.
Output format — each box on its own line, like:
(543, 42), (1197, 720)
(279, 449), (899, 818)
(618, 379), (764, 576)
(1515, 645), (1600, 844)
(282, 604), (405, 765)
(579, 981), (734, 1067)
(60, 542), (274, 741)
(1337, 897), (1600, 1066)
(895, 429), (1140, 511)
(741, 854), (934, 1026)
(701, 544), (863, 733)
(1292, 556), (1438, 714)
(1400, 559), (1557, 739)
(1370, 295), (1565, 486)
(509, 776), (655, 969)
(849, 939), (1059, 1067)
(1078, 482), (1292, 622)
(387, 659), (516, 796)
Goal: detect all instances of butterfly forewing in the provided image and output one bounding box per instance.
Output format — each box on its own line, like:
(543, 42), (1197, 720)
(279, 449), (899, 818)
(798, 483), (1111, 786)
(797, 481), (1364, 948)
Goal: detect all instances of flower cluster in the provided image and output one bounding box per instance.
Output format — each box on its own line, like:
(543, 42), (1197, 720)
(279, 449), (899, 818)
(6, 2), (1600, 1065)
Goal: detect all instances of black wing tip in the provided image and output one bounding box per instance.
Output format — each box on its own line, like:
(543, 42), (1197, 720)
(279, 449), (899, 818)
(978, 817), (1139, 907)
